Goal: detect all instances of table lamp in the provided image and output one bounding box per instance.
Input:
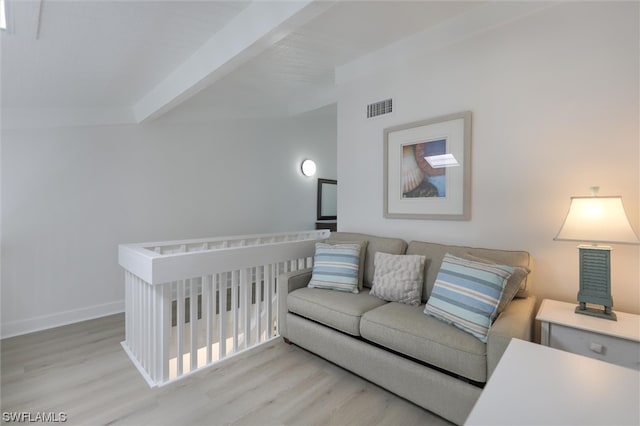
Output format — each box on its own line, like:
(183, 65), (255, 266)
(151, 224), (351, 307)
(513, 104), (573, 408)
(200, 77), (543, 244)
(554, 187), (640, 320)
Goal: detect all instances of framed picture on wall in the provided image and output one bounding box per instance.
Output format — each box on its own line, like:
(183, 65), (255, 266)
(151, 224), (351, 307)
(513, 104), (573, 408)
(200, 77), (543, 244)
(383, 111), (471, 220)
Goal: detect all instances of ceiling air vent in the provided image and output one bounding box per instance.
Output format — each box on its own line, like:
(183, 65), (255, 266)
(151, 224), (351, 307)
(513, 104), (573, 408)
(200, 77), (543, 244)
(367, 98), (393, 118)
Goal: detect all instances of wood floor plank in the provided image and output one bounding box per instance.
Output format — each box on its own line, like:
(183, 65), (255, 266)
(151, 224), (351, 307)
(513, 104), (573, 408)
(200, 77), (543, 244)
(1, 313), (452, 425)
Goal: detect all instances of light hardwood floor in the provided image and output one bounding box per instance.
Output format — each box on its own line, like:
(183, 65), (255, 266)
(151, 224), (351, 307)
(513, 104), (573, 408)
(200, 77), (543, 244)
(1, 314), (452, 425)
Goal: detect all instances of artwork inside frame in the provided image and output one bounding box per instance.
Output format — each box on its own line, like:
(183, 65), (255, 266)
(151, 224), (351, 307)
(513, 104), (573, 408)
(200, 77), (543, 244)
(383, 111), (472, 220)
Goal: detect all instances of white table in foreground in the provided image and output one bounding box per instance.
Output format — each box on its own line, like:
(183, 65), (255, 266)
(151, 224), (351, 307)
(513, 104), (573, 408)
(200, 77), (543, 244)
(465, 339), (640, 425)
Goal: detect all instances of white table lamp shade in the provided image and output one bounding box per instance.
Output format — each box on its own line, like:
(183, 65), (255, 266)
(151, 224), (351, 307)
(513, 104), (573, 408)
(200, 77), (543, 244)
(555, 196), (640, 245)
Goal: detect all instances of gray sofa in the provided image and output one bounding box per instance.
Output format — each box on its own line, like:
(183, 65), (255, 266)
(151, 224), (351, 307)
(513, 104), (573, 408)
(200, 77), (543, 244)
(278, 232), (537, 425)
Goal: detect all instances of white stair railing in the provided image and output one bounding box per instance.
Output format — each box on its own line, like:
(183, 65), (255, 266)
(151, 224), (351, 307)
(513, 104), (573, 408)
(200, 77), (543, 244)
(118, 230), (329, 387)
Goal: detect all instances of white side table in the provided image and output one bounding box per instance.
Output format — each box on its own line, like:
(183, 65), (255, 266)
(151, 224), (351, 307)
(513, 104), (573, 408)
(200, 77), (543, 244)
(536, 299), (640, 370)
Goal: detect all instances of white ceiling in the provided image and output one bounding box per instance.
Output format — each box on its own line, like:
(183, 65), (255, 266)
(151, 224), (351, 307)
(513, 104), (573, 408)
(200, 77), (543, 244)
(1, 0), (487, 124)
(2, 1), (251, 108)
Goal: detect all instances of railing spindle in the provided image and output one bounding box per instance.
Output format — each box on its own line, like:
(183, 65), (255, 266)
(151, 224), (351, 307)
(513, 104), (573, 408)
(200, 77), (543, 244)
(256, 266), (263, 343)
(219, 273), (227, 359)
(231, 270), (239, 352)
(189, 278), (198, 372)
(242, 268), (250, 348)
(176, 280), (185, 376)
(204, 275), (212, 365)
(266, 263), (274, 338)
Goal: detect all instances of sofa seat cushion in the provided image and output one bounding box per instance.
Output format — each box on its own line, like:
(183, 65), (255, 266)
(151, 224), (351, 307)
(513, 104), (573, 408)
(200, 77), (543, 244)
(360, 302), (487, 383)
(288, 287), (388, 336)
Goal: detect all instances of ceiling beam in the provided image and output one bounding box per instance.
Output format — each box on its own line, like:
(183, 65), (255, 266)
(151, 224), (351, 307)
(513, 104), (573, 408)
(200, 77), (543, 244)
(133, 0), (333, 123)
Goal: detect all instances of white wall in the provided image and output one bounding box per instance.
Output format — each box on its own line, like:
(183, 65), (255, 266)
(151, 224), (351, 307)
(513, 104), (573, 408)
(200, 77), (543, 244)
(1, 106), (337, 337)
(336, 3), (640, 313)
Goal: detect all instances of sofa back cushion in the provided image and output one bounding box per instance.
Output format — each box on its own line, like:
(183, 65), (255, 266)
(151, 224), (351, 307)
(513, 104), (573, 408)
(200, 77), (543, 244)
(406, 241), (533, 303)
(328, 232), (408, 288)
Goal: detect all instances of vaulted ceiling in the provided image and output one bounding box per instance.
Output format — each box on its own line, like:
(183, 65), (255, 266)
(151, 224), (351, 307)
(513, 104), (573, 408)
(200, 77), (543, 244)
(1, 1), (492, 125)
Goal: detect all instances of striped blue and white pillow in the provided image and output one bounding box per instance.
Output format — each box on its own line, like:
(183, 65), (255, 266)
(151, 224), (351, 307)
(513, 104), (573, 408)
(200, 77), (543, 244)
(308, 243), (361, 294)
(424, 253), (514, 342)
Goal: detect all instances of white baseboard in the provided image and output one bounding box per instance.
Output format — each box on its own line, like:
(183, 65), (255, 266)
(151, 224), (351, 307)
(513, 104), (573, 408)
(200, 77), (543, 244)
(1, 300), (125, 339)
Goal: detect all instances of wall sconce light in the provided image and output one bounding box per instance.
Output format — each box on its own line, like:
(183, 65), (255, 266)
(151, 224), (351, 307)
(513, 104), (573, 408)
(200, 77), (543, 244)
(301, 159), (316, 177)
(554, 186), (640, 320)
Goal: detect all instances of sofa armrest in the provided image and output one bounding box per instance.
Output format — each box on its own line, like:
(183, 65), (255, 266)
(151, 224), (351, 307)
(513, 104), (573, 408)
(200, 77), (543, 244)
(486, 295), (537, 378)
(277, 268), (312, 339)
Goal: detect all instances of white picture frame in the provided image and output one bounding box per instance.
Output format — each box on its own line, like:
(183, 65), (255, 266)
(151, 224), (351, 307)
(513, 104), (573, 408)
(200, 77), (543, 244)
(383, 111), (472, 220)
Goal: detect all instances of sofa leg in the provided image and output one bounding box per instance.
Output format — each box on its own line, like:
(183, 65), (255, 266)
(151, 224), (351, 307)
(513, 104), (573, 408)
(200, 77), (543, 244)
(283, 337), (292, 345)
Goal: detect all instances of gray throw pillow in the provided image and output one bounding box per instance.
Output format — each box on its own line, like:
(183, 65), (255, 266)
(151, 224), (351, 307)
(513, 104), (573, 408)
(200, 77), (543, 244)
(370, 252), (426, 306)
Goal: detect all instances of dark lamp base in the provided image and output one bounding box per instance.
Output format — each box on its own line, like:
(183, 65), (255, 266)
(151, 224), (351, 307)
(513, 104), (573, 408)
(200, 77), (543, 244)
(575, 305), (617, 321)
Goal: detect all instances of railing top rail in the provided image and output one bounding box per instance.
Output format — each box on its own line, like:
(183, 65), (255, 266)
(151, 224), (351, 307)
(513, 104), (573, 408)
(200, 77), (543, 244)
(120, 229), (329, 259)
(118, 230), (329, 283)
